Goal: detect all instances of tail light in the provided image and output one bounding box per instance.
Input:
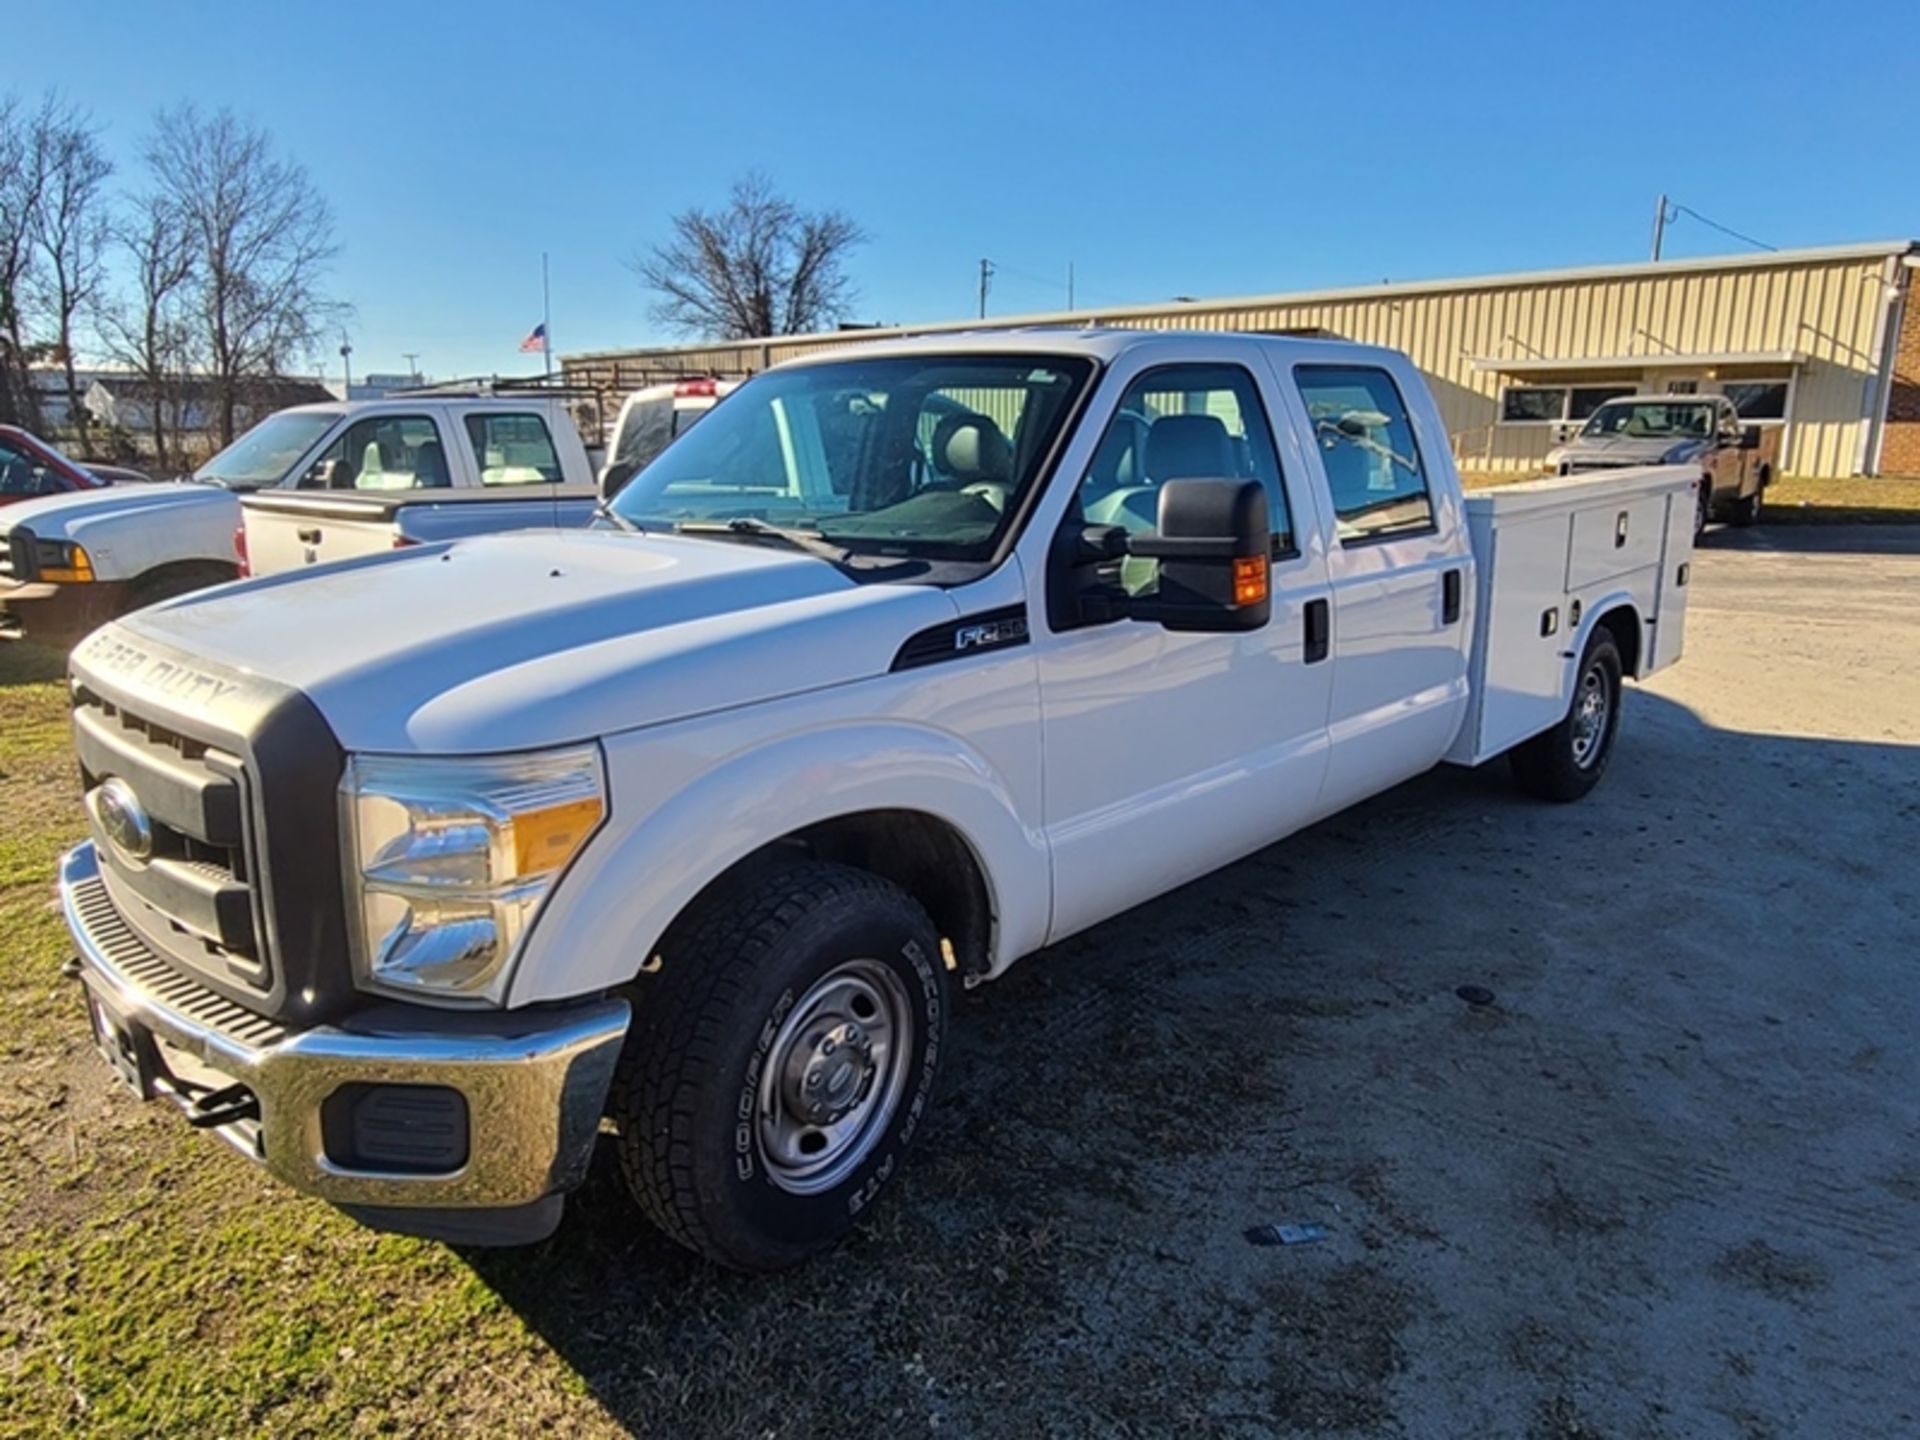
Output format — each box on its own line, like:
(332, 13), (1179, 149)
(233, 524), (250, 577)
(674, 378), (718, 398)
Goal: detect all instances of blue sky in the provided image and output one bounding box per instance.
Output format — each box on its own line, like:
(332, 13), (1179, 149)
(8, 1), (1916, 381)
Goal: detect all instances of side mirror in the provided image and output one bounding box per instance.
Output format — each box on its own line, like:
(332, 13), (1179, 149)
(1739, 426), (1761, 450)
(305, 458), (349, 490)
(1552, 421), (1576, 444)
(599, 460), (639, 501)
(1077, 478), (1272, 633)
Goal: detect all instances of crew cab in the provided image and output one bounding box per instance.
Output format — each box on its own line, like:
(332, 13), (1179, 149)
(2, 394), (592, 644)
(239, 399), (595, 574)
(58, 332), (1695, 1270)
(1546, 393), (1773, 532)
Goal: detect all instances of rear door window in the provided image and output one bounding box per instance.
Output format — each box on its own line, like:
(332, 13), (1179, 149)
(464, 412), (562, 485)
(1294, 366), (1433, 543)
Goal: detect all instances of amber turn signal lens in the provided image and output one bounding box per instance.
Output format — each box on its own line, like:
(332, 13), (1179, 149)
(1232, 555), (1268, 607)
(512, 795), (606, 878)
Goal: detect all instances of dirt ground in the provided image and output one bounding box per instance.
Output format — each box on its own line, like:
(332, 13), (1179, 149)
(5, 525), (1917, 1437)
(480, 523), (1920, 1437)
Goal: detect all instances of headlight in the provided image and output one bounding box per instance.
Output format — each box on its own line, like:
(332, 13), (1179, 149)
(341, 746), (606, 1004)
(14, 529), (94, 583)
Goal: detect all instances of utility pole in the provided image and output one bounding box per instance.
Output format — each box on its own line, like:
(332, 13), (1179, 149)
(401, 352), (421, 382)
(1651, 193), (1669, 262)
(978, 258), (994, 319)
(339, 335), (353, 395)
(1067, 260), (1075, 311)
(541, 252), (554, 382)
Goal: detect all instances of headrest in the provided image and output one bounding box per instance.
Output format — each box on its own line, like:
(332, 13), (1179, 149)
(1144, 414), (1234, 481)
(933, 414), (1012, 482)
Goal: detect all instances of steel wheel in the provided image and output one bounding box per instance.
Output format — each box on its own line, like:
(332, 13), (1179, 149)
(1570, 658), (1612, 769)
(756, 958), (915, 1195)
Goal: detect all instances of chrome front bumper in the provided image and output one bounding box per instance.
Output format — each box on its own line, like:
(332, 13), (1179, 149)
(61, 843), (630, 1234)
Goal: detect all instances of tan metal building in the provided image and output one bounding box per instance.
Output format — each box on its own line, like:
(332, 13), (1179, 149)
(564, 240), (1920, 479)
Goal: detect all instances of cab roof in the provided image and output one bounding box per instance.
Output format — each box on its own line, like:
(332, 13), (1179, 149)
(775, 326), (1402, 371)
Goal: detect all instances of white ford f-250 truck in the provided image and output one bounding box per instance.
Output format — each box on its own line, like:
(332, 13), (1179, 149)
(59, 331), (1695, 1270)
(0, 393), (593, 644)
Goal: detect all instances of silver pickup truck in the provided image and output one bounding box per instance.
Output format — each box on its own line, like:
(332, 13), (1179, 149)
(240, 396), (596, 575)
(1544, 394), (1775, 533)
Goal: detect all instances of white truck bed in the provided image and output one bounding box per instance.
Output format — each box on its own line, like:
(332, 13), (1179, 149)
(1447, 466), (1697, 767)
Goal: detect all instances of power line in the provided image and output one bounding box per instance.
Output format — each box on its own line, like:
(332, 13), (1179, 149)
(1653, 195), (1776, 259)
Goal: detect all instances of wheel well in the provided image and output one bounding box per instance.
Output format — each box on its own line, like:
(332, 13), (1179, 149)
(672, 809), (994, 979)
(1593, 605), (1641, 676)
(128, 558), (238, 599)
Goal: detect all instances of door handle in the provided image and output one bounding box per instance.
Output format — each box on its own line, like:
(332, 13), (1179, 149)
(1303, 598), (1330, 664)
(297, 526), (322, 544)
(1442, 568), (1462, 624)
(1614, 511), (1629, 548)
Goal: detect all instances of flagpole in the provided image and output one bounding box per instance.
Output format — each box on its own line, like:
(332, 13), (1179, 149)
(541, 252), (553, 382)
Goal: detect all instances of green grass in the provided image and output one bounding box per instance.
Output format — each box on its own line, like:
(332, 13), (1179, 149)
(0, 644), (619, 1437)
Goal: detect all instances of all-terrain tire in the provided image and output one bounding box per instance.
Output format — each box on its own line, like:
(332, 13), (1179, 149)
(1509, 630), (1623, 803)
(607, 860), (948, 1272)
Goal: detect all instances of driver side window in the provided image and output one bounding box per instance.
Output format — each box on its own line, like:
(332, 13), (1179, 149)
(301, 416), (449, 490)
(0, 439), (57, 496)
(1075, 364), (1292, 553)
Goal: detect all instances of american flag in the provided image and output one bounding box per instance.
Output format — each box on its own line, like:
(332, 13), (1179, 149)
(518, 322), (548, 354)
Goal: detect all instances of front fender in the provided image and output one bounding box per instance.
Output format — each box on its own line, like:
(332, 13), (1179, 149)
(61, 489), (242, 582)
(506, 718), (1049, 1006)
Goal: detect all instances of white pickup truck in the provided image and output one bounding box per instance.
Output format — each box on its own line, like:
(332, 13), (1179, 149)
(240, 397), (596, 574)
(0, 393), (593, 644)
(58, 331), (1695, 1269)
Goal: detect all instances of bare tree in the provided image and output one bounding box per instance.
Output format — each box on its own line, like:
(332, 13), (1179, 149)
(0, 95), (48, 430)
(146, 105), (338, 446)
(632, 172), (865, 339)
(98, 190), (197, 468)
(27, 97), (111, 446)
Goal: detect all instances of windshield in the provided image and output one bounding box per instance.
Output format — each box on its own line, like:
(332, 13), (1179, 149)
(194, 411), (337, 487)
(1581, 401), (1715, 440)
(610, 354), (1094, 562)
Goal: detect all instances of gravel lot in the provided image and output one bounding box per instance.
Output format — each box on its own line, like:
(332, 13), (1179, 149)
(5, 525), (1916, 1436)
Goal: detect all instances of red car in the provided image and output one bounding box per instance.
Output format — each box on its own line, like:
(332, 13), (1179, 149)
(0, 425), (110, 505)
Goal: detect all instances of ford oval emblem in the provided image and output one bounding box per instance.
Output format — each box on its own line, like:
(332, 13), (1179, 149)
(97, 778), (154, 862)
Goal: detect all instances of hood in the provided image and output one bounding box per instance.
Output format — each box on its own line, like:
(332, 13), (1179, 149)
(108, 529), (960, 753)
(1548, 433), (1706, 466)
(0, 481), (235, 543)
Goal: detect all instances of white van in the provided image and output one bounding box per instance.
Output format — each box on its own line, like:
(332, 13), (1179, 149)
(598, 378), (742, 497)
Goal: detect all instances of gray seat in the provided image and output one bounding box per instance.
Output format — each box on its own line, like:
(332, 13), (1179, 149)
(411, 439), (451, 488)
(929, 413), (1013, 510)
(1086, 413), (1236, 533)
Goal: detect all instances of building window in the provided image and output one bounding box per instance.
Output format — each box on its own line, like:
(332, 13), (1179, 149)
(1721, 380), (1789, 423)
(1501, 386), (1565, 423)
(1568, 385), (1637, 421)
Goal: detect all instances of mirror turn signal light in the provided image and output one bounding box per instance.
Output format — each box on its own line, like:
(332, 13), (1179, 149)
(1232, 556), (1268, 608)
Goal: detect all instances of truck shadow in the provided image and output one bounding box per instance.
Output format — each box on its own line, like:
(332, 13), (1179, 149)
(461, 691), (1920, 1437)
(1700, 520), (1920, 557)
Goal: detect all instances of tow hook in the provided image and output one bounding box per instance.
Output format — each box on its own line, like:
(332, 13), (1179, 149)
(184, 1082), (262, 1130)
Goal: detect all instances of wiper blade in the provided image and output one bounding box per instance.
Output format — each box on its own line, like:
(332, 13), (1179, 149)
(676, 516), (854, 566)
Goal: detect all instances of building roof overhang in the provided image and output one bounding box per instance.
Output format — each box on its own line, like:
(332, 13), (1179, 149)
(1471, 349), (1807, 381)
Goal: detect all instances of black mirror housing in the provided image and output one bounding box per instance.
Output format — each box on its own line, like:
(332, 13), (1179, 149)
(600, 460), (639, 500)
(1739, 425), (1761, 450)
(1076, 478), (1272, 633)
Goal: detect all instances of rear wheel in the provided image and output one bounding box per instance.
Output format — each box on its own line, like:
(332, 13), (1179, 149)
(608, 860), (948, 1272)
(1509, 630), (1623, 803)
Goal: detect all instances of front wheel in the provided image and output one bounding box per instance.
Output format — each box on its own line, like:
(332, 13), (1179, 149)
(1509, 630), (1623, 802)
(608, 860), (948, 1272)
(1729, 483), (1763, 527)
